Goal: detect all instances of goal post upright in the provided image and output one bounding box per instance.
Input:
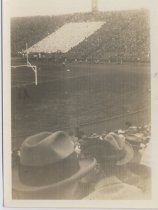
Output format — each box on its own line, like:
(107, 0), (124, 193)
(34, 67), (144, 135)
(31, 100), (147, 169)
(35, 66), (38, 86)
(11, 43), (38, 86)
(26, 43), (29, 65)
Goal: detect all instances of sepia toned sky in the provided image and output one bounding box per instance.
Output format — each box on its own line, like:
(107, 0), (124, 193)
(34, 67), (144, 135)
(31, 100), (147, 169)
(10, 0), (154, 17)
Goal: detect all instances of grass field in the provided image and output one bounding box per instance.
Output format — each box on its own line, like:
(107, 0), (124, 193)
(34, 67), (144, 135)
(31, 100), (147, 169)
(11, 59), (151, 150)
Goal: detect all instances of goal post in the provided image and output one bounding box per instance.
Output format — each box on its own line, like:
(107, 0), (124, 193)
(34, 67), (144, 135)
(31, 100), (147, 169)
(27, 61), (38, 86)
(11, 43), (38, 86)
(11, 64), (38, 86)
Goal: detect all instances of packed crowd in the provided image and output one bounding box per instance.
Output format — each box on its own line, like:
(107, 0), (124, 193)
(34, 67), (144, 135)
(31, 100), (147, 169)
(27, 22), (105, 54)
(12, 9), (150, 63)
(67, 10), (150, 63)
(12, 123), (151, 200)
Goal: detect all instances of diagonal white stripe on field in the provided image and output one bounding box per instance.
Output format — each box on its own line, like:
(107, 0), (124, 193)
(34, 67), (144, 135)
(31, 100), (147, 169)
(27, 22), (105, 53)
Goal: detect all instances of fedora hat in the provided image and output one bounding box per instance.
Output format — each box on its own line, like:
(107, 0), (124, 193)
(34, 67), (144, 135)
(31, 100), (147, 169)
(82, 132), (134, 166)
(12, 131), (96, 199)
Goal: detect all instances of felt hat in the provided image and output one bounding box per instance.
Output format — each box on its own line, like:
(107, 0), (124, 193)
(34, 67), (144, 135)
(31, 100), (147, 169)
(82, 132), (134, 166)
(12, 131), (96, 199)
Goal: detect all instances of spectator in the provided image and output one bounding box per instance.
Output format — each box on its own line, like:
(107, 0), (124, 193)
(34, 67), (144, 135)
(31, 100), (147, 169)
(12, 10), (150, 63)
(12, 131), (96, 199)
(83, 132), (146, 200)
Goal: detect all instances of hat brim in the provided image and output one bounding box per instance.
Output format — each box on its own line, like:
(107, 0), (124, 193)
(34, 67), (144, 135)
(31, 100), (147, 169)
(12, 157), (96, 194)
(116, 141), (134, 165)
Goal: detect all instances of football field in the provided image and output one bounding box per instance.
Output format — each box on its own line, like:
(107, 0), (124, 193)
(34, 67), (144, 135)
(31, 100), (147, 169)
(11, 60), (150, 150)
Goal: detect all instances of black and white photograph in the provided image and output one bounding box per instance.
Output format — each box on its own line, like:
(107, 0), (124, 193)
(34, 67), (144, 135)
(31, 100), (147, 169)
(2, 0), (158, 208)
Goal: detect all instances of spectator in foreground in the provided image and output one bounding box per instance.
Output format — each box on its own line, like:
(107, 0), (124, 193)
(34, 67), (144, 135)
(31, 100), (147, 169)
(83, 132), (146, 200)
(12, 131), (96, 199)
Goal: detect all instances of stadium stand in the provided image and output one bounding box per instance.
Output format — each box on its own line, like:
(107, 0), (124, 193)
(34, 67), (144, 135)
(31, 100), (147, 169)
(66, 10), (150, 62)
(27, 22), (105, 53)
(11, 9), (150, 62)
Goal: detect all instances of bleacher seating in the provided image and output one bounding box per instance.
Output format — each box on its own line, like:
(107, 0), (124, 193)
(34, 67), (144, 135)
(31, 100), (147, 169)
(11, 9), (150, 62)
(27, 22), (105, 53)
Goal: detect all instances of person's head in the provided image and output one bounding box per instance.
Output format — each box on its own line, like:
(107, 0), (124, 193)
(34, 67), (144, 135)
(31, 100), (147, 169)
(125, 133), (148, 165)
(125, 121), (132, 129)
(12, 131), (96, 199)
(74, 127), (86, 139)
(82, 132), (134, 178)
